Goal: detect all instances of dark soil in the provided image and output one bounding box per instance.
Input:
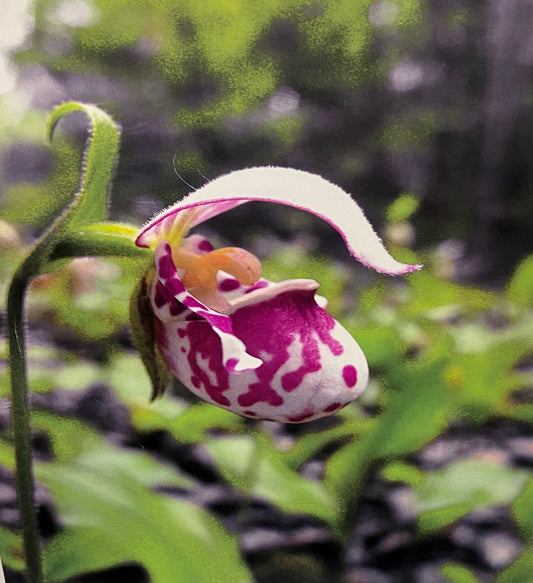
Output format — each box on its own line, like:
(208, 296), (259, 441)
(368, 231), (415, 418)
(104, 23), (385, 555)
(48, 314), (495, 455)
(2, 381), (531, 583)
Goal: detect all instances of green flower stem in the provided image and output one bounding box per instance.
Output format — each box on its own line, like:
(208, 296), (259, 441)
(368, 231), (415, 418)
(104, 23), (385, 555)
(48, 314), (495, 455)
(47, 223), (151, 263)
(7, 102), (141, 581)
(7, 259), (43, 583)
(7, 222), (149, 583)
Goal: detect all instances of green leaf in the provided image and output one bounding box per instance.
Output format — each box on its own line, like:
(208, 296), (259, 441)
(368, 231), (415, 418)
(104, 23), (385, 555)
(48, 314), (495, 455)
(350, 326), (404, 368)
(386, 193), (419, 223)
(0, 525), (24, 572)
(373, 359), (449, 459)
(381, 461), (424, 488)
(8, 102), (123, 283)
(403, 271), (495, 316)
(283, 417), (371, 470)
(167, 403), (246, 444)
(444, 340), (532, 422)
(47, 102), (120, 229)
(416, 459), (529, 533)
(204, 434), (338, 526)
(324, 433), (372, 510)
(324, 360), (449, 538)
(507, 254), (533, 306)
(441, 563), (483, 583)
(512, 477), (533, 541)
(32, 412), (105, 463)
(496, 546), (533, 583)
(38, 447), (251, 583)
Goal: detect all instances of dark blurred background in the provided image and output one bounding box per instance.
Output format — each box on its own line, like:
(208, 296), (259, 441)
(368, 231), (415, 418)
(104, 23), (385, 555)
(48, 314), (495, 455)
(1, 0), (533, 285)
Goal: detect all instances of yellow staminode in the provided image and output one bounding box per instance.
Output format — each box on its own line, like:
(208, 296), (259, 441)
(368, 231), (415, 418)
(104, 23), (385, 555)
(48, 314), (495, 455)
(172, 246), (262, 292)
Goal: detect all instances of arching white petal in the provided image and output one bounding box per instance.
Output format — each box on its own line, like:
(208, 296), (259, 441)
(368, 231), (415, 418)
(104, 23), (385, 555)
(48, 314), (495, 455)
(136, 166), (421, 275)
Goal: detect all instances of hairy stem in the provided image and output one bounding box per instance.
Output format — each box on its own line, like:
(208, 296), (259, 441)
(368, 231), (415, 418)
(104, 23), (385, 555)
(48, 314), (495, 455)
(7, 262), (43, 583)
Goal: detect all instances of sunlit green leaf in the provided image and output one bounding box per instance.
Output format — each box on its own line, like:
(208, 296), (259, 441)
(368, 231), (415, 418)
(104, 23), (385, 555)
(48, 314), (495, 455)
(443, 341), (531, 422)
(386, 193), (419, 223)
(38, 446), (250, 583)
(167, 403), (246, 444)
(416, 459), (529, 533)
(374, 360), (449, 458)
(507, 254), (533, 306)
(402, 271), (495, 315)
(204, 434), (338, 526)
(441, 563), (483, 583)
(283, 417), (371, 470)
(381, 461), (424, 488)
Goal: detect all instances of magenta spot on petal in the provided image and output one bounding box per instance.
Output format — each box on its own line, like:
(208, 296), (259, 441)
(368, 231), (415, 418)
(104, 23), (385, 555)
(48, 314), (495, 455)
(157, 282), (352, 419)
(245, 280), (269, 293)
(180, 347), (186, 353)
(180, 321), (231, 407)
(219, 278), (241, 292)
(324, 402), (343, 413)
(198, 239), (214, 252)
(243, 410), (259, 418)
(343, 365), (358, 388)
(185, 312), (202, 321)
(154, 281), (187, 317)
(157, 249), (175, 280)
(281, 331), (321, 392)
(287, 410), (315, 423)
(183, 296), (206, 310)
(170, 302), (187, 317)
(233, 288), (340, 408)
(154, 283), (169, 309)
(226, 358), (238, 372)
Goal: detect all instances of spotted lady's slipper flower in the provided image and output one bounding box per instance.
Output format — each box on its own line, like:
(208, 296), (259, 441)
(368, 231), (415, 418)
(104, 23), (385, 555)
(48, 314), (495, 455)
(132, 167), (420, 423)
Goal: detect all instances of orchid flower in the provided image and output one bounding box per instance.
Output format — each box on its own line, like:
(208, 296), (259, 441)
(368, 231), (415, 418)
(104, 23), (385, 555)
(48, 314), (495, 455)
(134, 167), (420, 423)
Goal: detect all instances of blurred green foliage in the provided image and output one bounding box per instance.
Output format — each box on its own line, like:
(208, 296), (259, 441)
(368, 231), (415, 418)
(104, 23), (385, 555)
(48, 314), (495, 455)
(1, 0), (533, 581)
(2, 220), (533, 579)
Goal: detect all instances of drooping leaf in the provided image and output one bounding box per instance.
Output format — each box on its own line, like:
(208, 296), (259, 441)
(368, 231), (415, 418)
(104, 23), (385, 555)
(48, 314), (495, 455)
(12, 103), (122, 280)
(36, 421), (250, 583)
(46, 102), (121, 230)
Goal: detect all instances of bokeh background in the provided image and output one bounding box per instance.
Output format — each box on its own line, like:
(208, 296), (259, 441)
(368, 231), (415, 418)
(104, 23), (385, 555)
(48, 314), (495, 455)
(2, 0), (533, 283)
(2, 2), (533, 583)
